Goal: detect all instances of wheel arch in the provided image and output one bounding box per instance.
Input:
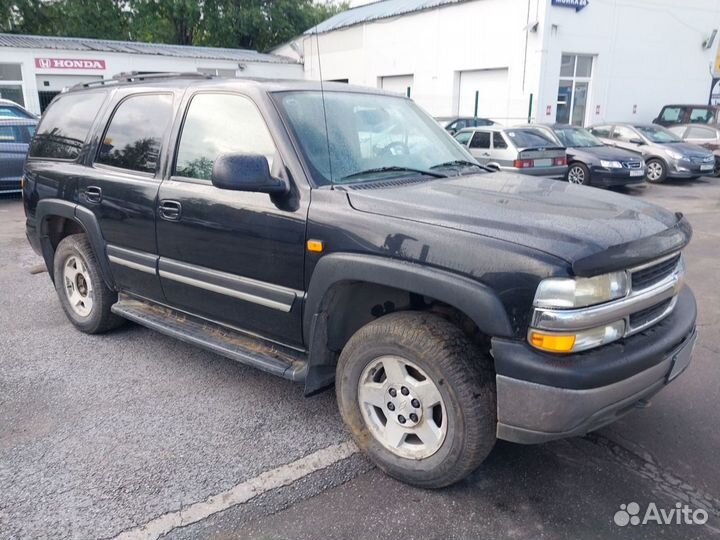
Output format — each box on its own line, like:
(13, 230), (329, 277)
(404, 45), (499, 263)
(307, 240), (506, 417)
(36, 199), (115, 289)
(302, 253), (512, 395)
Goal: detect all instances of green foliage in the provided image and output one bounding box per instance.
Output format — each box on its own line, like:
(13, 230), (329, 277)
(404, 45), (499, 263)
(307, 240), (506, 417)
(0, 0), (348, 50)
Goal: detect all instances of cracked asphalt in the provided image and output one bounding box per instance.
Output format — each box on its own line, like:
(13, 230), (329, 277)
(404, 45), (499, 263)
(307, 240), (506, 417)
(1, 177), (719, 539)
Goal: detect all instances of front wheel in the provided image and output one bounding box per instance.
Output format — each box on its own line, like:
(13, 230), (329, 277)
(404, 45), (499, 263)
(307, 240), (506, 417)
(567, 163), (590, 185)
(336, 312), (496, 488)
(645, 159), (667, 183)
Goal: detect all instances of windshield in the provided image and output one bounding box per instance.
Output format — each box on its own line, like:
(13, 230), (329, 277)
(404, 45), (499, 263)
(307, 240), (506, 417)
(275, 91), (477, 185)
(635, 125), (683, 143)
(504, 129), (556, 148)
(552, 126), (603, 148)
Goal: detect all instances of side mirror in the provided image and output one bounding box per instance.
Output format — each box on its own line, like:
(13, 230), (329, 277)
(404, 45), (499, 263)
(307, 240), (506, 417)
(211, 153), (288, 194)
(629, 138), (645, 146)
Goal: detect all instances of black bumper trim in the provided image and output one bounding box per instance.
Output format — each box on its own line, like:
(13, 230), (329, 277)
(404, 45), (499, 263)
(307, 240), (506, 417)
(491, 286), (697, 390)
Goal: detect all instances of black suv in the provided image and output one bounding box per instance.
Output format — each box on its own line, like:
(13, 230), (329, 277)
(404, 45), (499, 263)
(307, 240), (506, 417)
(23, 74), (697, 488)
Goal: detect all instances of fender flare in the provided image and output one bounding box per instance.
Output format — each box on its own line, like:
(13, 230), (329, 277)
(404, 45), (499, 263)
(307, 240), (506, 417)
(35, 199), (115, 289)
(302, 253), (513, 394)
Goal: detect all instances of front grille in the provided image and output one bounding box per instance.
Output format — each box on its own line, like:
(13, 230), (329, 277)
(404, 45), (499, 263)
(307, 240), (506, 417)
(690, 156), (714, 164)
(629, 298), (673, 331)
(622, 161), (642, 169)
(631, 254), (681, 291)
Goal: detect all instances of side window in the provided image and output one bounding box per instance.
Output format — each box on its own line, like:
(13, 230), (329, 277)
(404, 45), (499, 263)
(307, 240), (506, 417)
(590, 126), (611, 138)
(96, 94), (173, 174)
(29, 92), (105, 159)
(0, 125), (19, 142)
(492, 132), (507, 149)
(689, 108), (714, 124)
(175, 93), (277, 180)
(612, 126), (637, 141)
(660, 107), (683, 123)
(0, 106), (28, 118)
(454, 131), (472, 146)
(469, 131), (491, 149)
(687, 126), (715, 139)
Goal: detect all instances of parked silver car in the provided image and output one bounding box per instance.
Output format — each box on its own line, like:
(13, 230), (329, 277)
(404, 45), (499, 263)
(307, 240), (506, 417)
(589, 123), (714, 183)
(666, 124), (720, 176)
(453, 126), (567, 177)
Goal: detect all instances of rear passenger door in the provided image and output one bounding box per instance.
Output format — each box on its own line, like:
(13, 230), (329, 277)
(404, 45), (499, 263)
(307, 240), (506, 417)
(156, 92), (307, 346)
(467, 131), (491, 163)
(79, 91), (176, 302)
(0, 124), (29, 186)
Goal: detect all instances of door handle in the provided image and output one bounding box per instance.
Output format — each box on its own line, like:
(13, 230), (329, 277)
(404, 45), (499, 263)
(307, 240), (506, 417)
(85, 186), (102, 204)
(159, 200), (182, 221)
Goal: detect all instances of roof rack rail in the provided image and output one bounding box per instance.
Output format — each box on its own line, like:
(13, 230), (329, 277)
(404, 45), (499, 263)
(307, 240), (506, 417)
(68, 71), (213, 91)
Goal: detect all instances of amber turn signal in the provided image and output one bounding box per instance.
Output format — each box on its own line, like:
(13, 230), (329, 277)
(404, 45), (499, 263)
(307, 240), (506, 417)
(306, 239), (324, 253)
(528, 331), (576, 353)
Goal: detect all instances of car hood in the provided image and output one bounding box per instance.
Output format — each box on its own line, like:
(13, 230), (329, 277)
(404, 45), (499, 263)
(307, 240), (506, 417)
(569, 145), (640, 161)
(346, 173), (682, 268)
(658, 142), (712, 157)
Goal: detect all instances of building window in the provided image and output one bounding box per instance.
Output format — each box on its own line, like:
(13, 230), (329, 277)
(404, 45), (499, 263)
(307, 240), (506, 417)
(556, 54), (594, 126)
(0, 63), (25, 107)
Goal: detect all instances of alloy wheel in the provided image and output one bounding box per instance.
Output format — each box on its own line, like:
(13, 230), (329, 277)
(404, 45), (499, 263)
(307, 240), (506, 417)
(568, 166), (586, 184)
(647, 161), (663, 182)
(63, 255), (94, 317)
(358, 355), (447, 459)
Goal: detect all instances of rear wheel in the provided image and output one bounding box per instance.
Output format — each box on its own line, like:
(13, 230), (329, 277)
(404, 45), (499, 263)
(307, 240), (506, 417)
(567, 163), (590, 185)
(336, 311), (496, 488)
(53, 234), (124, 334)
(645, 159), (667, 183)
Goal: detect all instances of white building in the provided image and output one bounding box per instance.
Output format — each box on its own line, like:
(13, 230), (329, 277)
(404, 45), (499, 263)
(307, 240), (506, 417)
(273, 0), (720, 126)
(0, 33), (302, 115)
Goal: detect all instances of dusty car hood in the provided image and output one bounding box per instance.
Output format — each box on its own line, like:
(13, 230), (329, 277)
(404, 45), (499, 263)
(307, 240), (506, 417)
(346, 173), (681, 266)
(662, 142), (713, 158)
(569, 145), (640, 161)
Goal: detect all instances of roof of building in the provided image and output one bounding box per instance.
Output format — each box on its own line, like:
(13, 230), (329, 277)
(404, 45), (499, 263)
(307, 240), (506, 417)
(305, 0), (470, 34)
(0, 33), (297, 64)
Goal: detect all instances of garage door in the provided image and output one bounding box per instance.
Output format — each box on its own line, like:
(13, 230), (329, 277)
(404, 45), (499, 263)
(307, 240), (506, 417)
(380, 74), (413, 98)
(457, 69), (509, 122)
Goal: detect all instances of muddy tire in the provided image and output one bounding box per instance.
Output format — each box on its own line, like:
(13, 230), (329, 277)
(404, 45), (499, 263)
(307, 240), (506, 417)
(53, 234), (124, 334)
(336, 311), (496, 488)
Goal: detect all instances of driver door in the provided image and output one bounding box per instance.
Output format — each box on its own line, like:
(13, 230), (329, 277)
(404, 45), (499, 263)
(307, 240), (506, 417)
(156, 92), (308, 346)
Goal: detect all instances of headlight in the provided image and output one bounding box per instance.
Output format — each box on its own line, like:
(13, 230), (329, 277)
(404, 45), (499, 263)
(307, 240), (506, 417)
(533, 271), (629, 309)
(666, 149), (684, 160)
(600, 160), (623, 169)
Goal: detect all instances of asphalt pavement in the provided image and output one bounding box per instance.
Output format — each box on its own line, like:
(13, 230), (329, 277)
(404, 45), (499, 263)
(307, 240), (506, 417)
(0, 177), (719, 540)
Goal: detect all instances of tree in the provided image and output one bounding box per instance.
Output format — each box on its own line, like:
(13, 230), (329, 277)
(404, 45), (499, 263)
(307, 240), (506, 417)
(2, 0), (128, 40)
(0, 0), (347, 50)
(202, 0), (347, 51)
(129, 0), (203, 45)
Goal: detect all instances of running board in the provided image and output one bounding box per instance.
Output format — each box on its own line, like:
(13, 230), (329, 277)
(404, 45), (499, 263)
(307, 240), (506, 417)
(111, 296), (307, 382)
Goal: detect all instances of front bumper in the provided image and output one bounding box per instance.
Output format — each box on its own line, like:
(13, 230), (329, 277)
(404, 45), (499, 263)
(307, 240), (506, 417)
(590, 167), (646, 187)
(668, 159), (714, 178)
(492, 286), (697, 444)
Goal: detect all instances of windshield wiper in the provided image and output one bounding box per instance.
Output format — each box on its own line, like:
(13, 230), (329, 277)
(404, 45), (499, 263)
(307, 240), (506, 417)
(430, 160), (488, 171)
(338, 166), (447, 182)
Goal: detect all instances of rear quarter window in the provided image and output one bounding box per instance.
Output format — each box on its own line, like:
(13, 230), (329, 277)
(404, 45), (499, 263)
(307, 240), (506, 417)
(29, 92), (106, 160)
